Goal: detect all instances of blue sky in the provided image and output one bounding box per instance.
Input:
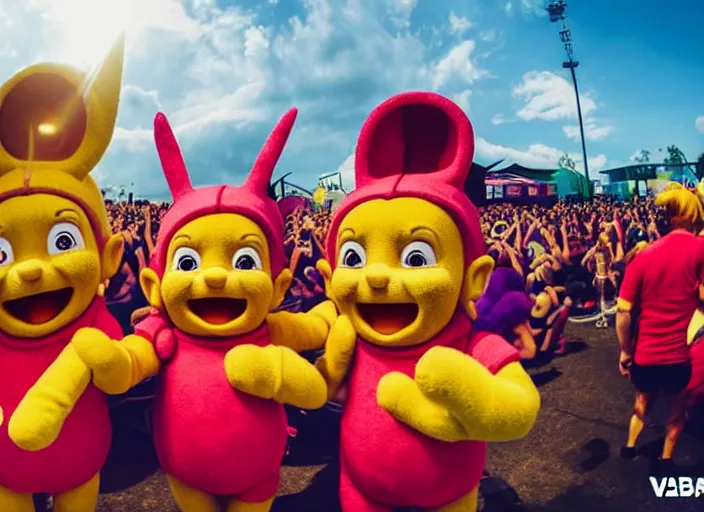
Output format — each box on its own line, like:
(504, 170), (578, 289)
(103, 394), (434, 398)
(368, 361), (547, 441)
(0, 0), (702, 199)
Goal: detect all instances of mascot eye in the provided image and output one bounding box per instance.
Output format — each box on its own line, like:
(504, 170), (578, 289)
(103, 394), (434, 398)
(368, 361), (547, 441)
(233, 247), (263, 270)
(172, 247), (201, 272)
(401, 241), (437, 268)
(338, 241), (366, 268)
(0, 237), (14, 266)
(47, 223), (84, 255)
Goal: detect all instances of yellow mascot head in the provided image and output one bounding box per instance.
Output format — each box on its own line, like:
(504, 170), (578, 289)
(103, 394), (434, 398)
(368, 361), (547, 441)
(0, 37), (125, 338)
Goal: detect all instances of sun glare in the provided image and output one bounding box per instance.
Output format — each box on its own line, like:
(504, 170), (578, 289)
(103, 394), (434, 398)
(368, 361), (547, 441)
(39, 0), (143, 68)
(37, 123), (57, 135)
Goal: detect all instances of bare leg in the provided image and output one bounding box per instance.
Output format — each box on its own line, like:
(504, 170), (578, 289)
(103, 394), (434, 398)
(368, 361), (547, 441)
(0, 486), (34, 512)
(166, 474), (218, 512)
(53, 472), (100, 512)
(662, 393), (687, 460)
(434, 487), (478, 511)
(289, 248), (302, 274)
(626, 392), (653, 449)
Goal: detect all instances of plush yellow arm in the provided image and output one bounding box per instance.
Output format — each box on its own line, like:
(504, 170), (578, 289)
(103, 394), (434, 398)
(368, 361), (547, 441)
(314, 314), (356, 400)
(415, 347), (540, 442)
(9, 344), (90, 451)
(267, 300), (338, 352)
(71, 328), (161, 395)
(225, 344), (328, 409)
(377, 372), (467, 442)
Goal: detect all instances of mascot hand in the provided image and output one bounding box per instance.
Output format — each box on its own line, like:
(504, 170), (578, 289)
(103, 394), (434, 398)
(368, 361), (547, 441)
(225, 344), (282, 400)
(154, 329), (177, 361)
(414, 346), (496, 435)
(376, 370), (467, 442)
(71, 328), (133, 395)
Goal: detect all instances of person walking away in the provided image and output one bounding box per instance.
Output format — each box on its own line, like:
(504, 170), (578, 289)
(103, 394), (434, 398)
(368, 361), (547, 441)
(616, 183), (704, 469)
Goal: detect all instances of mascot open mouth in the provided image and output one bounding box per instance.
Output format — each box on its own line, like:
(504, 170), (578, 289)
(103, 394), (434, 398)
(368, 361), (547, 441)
(357, 303), (419, 335)
(188, 298), (247, 325)
(3, 287), (74, 324)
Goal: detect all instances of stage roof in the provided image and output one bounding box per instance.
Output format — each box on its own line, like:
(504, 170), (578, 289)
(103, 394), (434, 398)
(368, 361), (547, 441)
(488, 163), (557, 183)
(599, 162), (699, 182)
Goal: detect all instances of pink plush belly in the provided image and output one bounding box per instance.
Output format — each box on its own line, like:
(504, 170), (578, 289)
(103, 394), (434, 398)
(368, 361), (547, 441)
(0, 347), (110, 495)
(153, 345), (288, 496)
(340, 363), (485, 508)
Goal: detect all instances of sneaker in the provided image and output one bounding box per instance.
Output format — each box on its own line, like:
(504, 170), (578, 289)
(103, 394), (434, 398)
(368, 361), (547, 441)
(620, 446), (637, 460)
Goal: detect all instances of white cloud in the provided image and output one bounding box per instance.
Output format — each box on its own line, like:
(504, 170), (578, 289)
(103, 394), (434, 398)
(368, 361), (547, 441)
(491, 114), (508, 125)
(519, 0), (546, 16)
(696, 116), (704, 134)
(513, 71), (613, 142)
(243, 26), (270, 58)
(630, 149), (653, 163)
(563, 119), (614, 142)
(513, 71), (597, 121)
(505, 2), (514, 16)
(385, 0), (418, 29)
(0, 0), (606, 198)
(432, 40), (489, 90)
(335, 153), (356, 191)
(448, 11), (473, 36)
(452, 89), (472, 114)
(480, 29), (497, 42)
(476, 137), (607, 174)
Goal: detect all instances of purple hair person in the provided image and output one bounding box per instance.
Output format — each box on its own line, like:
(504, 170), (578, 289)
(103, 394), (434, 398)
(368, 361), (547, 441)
(475, 268), (537, 360)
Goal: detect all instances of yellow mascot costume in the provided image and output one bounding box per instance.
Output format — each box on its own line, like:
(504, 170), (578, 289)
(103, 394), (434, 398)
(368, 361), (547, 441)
(316, 92), (541, 511)
(0, 38), (126, 511)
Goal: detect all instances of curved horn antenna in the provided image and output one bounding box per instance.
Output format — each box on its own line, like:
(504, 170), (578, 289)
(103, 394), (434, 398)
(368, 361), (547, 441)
(245, 108), (298, 196)
(153, 112), (193, 201)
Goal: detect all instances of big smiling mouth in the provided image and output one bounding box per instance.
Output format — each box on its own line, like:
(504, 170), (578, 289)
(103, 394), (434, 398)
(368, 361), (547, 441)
(187, 298), (247, 325)
(3, 288), (74, 325)
(357, 303), (419, 335)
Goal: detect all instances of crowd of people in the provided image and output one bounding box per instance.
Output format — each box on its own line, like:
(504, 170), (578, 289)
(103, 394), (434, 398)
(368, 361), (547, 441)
(101, 185), (703, 471)
(103, 194), (665, 342)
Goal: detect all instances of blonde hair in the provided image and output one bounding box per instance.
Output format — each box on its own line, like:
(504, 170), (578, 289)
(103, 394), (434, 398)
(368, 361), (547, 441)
(655, 182), (704, 232)
(625, 241), (648, 265)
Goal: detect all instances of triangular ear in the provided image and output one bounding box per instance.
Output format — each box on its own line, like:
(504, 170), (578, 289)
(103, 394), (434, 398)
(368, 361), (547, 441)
(0, 34), (124, 179)
(153, 112), (193, 201)
(244, 108), (297, 197)
(354, 92), (475, 190)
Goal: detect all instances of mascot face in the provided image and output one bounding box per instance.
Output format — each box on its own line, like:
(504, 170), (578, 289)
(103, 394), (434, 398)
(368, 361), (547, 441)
(0, 38), (125, 338)
(328, 197), (465, 347)
(148, 213), (289, 338)
(0, 195), (104, 337)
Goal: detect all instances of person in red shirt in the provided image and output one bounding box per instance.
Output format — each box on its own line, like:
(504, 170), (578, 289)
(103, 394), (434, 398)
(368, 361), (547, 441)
(616, 183), (704, 466)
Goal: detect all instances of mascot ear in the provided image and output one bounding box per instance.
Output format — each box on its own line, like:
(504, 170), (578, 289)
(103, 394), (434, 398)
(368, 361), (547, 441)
(353, 91), (475, 189)
(0, 35), (124, 179)
(154, 112), (193, 201)
(244, 108), (297, 198)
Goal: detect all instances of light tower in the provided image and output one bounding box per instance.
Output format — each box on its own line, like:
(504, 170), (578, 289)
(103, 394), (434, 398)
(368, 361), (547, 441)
(546, 1), (591, 198)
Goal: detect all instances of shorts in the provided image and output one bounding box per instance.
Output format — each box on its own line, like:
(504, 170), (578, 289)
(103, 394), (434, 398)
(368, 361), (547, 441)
(630, 362), (692, 395)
